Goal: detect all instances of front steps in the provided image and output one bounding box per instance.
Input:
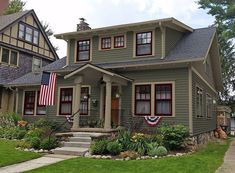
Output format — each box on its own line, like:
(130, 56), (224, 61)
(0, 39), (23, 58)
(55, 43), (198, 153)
(53, 132), (109, 156)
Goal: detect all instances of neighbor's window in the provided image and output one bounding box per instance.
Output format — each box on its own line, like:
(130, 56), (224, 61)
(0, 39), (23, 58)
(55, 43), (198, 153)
(114, 35), (124, 48)
(36, 91), (46, 115)
(77, 40), (90, 61)
(206, 94), (212, 118)
(196, 87), (203, 118)
(135, 85), (151, 115)
(32, 57), (42, 72)
(155, 84), (172, 116)
(18, 22), (39, 45)
(1, 48), (9, 63)
(101, 37), (111, 49)
(10, 51), (18, 66)
(136, 31), (152, 56)
(59, 88), (73, 115)
(1, 48), (18, 65)
(80, 87), (89, 115)
(24, 91), (36, 115)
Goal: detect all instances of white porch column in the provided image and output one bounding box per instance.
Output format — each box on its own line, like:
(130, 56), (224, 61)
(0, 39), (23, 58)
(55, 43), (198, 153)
(71, 76), (83, 130)
(103, 75), (112, 129)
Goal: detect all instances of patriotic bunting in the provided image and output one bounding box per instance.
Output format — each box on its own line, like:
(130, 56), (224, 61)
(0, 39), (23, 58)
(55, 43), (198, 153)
(144, 116), (162, 126)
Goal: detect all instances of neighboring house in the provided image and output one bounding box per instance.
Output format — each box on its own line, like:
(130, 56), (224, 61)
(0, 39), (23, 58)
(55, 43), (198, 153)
(0, 10), (58, 113)
(7, 18), (223, 138)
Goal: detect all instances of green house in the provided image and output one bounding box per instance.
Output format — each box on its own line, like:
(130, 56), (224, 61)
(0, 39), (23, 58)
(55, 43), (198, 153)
(7, 17), (222, 139)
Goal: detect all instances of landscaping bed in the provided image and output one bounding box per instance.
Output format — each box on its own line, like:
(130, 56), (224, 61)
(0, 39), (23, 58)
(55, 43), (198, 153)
(26, 139), (231, 173)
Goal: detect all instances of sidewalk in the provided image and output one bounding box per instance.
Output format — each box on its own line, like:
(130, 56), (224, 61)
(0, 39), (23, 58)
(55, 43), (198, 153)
(0, 154), (77, 173)
(216, 139), (235, 173)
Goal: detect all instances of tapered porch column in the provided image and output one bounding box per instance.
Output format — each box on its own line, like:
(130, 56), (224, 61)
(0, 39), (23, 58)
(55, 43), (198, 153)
(71, 76), (83, 130)
(103, 75), (112, 129)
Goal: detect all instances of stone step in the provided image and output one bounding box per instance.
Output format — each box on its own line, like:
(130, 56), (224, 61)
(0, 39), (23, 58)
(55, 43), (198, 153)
(63, 141), (91, 148)
(72, 132), (107, 137)
(69, 136), (91, 142)
(53, 147), (88, 156)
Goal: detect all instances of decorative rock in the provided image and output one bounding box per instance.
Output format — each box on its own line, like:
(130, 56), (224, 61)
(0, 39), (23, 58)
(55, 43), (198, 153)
(24, 148), (29, 152)
(106, 156), (112, 159)
(95, 155), (102, 159)
(39, 149), (43, 153)
(136, 157), (141, 160)
(84, 152), (91, 158)
(176, 153), (183, 156)
(115, 158), (123, 161)
(125, 157), (130, 161)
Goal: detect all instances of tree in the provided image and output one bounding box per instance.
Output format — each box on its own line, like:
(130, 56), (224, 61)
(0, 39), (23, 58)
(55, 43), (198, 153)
(198, 0), (235, 105)
(4, 0), (25, 15)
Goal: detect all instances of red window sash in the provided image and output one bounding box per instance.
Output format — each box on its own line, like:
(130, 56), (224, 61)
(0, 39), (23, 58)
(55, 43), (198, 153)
(24, 91), (36, 115)
(77, 39), (90, 61)
(59, 88), (73, 115)
(136, 31), (152, 56)
(101, 37), (111, 49)
(114, 35), (124, 48)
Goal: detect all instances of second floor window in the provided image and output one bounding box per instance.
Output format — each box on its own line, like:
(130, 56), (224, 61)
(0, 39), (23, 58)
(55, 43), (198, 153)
(114, 35), (124, 48)
(18, 23), (39, 45)
(32, 57), (42, 72)
(136, 31), (152, 56)
(101, 37), (111, 49)
(1, 48), (18, 66)
(77, 40), (90, 61)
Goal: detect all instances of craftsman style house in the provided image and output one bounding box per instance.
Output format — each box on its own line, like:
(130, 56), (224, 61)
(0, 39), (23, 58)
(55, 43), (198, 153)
(0, 10), (58, 113)
(7, 17), (222, 137)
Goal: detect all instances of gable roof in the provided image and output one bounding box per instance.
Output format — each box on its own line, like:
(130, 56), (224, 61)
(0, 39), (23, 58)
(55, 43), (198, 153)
(0, 10), (59, 60)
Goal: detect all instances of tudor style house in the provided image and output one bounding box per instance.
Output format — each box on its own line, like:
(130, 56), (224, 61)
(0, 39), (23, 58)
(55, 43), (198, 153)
(0, 10), (58, 113)
(7, 17), (222, 137)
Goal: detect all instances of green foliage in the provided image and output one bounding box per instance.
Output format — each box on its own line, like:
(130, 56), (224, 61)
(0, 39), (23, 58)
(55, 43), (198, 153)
(0, 127), (26, 140)
(29, 137), (41, 149)
(107, 141), (122, 156)
(147, 142), (159, 156)
(155, 146), (168, 157)
(117, 130), (132, 151)
(160, 124), (189, 150)
(40, 137), (58, 150)
(15, 140), (32, 149)
(198, 0), (235, 103)
(4, 0), (26, 15)
(90, 140), (108, 155)
(130, 133), (150, 155)
(25, 128), (44, 139)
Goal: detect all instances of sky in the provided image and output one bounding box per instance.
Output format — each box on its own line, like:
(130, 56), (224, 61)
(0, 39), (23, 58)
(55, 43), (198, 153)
(24, 0), (215, 58)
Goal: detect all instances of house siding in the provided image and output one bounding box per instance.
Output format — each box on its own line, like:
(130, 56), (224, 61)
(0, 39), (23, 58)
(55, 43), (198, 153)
(165, 28), (184, 55)
(119, 68), (189, 132)
(192, 71), (217, 135)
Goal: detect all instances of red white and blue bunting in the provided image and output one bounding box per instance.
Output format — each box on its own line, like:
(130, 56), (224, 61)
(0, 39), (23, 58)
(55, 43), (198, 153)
(144, 116), (162, 126)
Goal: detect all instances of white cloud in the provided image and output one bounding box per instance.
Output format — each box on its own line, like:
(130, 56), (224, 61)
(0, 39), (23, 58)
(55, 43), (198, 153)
(24, 0), (215, 58)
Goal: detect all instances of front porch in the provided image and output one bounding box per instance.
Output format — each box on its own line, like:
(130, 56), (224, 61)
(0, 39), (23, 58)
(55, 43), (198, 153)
(62, 63), (132, 131)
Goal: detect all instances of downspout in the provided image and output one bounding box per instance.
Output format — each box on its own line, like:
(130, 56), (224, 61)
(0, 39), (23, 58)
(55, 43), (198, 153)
(159, 22), (166, 59)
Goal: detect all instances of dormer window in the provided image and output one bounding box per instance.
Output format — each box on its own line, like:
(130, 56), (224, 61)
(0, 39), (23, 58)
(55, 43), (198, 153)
(32, 57), (42, 72)
(114, 35), (124, 48)
(101, 37), (111, 49)
(77, 39), (90, 61)
(18, 23), (39, 45)
(136, 31), (152, 56)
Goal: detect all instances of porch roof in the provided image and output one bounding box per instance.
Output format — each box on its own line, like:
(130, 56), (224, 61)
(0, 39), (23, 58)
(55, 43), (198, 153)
(64, 63), (133, 82)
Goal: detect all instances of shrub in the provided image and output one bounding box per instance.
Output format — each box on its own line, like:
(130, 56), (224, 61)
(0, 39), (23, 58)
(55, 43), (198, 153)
(40, 137), (58, 150)
(0, 115), (15, 128)
(107, 141), (122, 155)
(160, 124), (189, 150)
(1, 127), (26, 139)
(120, 151), (139, 160)
(155, 146), (168, 156)
(25, 128), (44, 139)
(130, 133), (150, 155)
(90, 140), (108, 155)
(29, 137), (41, 149)
(16, 140), (32, 149)
(147, 142), (159, 156)
(117, 130), (132, 151)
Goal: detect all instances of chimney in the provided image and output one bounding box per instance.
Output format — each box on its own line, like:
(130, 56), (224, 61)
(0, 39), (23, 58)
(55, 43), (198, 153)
(0, 0), (9, 15)
(77, 18), (91, 31)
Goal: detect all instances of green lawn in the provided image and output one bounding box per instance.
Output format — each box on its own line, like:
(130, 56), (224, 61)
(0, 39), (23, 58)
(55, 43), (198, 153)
(0, 139), (41, 167)
(27, 139), (231, 173)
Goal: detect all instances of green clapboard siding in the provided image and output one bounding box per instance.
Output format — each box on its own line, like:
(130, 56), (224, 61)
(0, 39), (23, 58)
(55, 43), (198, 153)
(68, 28), (162, 65)
(118, 68), (189, 132)
(192, 71), (217, 135)
(165, 28), (183, 56)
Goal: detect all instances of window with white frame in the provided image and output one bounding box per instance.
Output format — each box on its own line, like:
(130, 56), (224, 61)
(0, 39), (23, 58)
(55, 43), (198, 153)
(196, 87), (203, 118)
(80, 87), (89, 115)
(1, 47), (18, 66)
(24, 91), (36, 115)
(206, 94), (212, 118)
(136, 31), (152, 56)
(18, 23), (39, 45)
(32, 57), (42, 72)
(101, 37), (111, 49)
(135, 85), (151, 115)
(77, 40), (90, 61)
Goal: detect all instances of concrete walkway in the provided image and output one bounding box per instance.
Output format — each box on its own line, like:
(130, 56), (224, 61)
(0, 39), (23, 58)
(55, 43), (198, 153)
(0, 154), (77, 173)
(216, 139), (235, 173)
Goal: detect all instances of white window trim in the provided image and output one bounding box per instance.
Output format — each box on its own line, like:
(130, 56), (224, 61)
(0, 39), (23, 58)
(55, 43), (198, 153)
(74, 38), (92, 63)
(22, 89), (45, 116)
(57, 85), (91, 116)
(132, 81), (175, 117)
(0, 46), (19, 67)
(98, 33), (127, 51)
(133, 29), (155, 58)
(32, 56), (42, 72)
(195, 85), (203, 118)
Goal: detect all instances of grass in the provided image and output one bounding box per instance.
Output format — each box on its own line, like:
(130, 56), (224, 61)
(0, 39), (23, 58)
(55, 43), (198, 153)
(26, 139), (231, 173)
(0, 139), (41, 167)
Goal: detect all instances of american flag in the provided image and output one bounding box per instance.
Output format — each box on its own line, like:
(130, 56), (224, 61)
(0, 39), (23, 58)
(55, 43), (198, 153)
(39, 72), (57, 106)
